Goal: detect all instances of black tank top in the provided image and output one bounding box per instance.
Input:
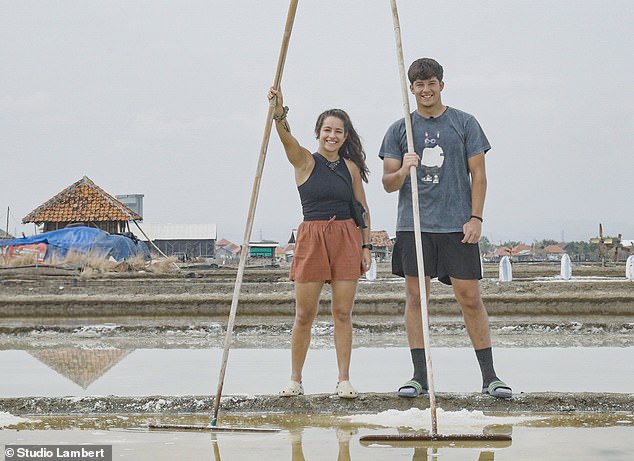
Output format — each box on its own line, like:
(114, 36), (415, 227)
(298, 153), (352, 221)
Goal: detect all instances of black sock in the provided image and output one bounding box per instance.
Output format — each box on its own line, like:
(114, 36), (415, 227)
(410, 348), (428, 389)
(475, 347), (498, 388)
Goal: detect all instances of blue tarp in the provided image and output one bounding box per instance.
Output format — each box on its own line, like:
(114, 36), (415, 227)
(0, 226), (150, 262)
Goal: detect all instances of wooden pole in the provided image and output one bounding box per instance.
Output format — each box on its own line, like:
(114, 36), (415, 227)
(211, 0), (299, 427)
(389, 0), (438, 436)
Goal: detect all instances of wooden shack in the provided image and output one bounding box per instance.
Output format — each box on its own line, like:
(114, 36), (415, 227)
(22, 176), (141, 234)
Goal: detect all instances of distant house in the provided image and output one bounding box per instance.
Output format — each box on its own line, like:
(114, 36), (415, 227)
(288, 229), (297, 244)
(282, 243), (294, 262)
(0, 228), (13, 239)
(285, 229), (298, 261)
(495, 244), (533, 262)
(215, 238), (241, 262)
(285, 229), (393, 262)
(249, 240), (279, 260)
(139, 224), (217, 260)
(370, 230), (394, 261)
(284, 229), (297, 262)
(275, 245), (286, 261)
(22, 176), (141, 234)
(544, 244), (566, 261)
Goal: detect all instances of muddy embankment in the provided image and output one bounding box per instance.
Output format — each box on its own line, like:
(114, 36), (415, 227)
(0, 262), (633, 319)
(1, 261), (633, 347)
(2, 392), (634, 418)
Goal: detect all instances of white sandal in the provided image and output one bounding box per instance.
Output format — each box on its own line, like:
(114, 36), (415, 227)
(279, 380), (304, 397)
(336, 381), (358, 399)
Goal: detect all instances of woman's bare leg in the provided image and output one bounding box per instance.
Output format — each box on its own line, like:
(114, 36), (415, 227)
(289, 281), (323, 382)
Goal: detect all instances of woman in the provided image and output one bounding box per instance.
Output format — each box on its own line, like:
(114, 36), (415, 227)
(268, 87), (372, 399)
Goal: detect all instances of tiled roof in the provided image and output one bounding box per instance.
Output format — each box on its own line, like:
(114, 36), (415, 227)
(370, 230), (393, 248)
(217, 239), (241, 255)
(514, 244), (531, 252)
(544, 245), (565, 254)
(23, 176), (141, 224)
(496, 245), (532, 257)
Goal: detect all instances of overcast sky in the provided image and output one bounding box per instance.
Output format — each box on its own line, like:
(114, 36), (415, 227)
(1, 0), (632, 245)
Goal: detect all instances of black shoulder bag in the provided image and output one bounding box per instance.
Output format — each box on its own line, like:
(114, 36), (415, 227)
(316, 154), (367, 229)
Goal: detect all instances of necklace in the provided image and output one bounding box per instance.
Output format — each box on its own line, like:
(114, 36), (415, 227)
(324, 157), (342, 171)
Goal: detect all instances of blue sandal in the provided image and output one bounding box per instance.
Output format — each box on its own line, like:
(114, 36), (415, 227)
(482, 379), (512, 399)
(397, 379), (428, 398)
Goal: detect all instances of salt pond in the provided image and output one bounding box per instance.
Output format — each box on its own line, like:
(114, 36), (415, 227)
(1, 321), (633, 460)
(2, 412), (633, 460)
(0, 347), (633, 397)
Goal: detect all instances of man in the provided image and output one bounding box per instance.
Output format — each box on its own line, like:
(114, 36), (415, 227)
(380, 58), (511, 399)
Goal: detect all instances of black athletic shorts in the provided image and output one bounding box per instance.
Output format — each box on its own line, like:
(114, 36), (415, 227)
(391, 231), (482, 285)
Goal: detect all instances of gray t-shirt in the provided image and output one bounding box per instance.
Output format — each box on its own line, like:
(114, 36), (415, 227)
(379, 107), (490, 233)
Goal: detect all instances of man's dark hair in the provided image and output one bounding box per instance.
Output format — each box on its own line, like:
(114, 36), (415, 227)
(407, 58), (443, 84)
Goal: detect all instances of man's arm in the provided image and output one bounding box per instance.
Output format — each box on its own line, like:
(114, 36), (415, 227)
(462, 152), (487, 243)
(382, 153), (419, 193)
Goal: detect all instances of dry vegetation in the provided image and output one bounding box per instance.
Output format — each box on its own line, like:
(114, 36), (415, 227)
(0, 251), (180, 277)
(0, 252), (40, 267)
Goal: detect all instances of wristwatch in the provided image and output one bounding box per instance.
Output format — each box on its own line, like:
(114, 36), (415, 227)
(361, 243), (373, 250)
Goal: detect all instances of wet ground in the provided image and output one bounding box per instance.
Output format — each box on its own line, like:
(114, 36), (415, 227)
(2, 412), (634, 460)
(1, 319), (633, 461)
(1, 265), (633, 459)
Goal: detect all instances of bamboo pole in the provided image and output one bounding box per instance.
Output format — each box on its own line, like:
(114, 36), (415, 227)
(210, 0), (299, 427)
(389, 0), (438, 436)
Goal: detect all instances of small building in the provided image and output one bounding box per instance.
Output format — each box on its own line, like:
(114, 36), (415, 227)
(115, 194), (144, 220)
(288, 229), (298, 244)
(285, 229), (393, 262)
(370, 230), (394, 262)
(285, 229), (298, 261)
(249, 240), (279, 265)
(495, 244), (533, 262)
(282, 243), (295, 263)
(139, 224), (217, 260)
(544, 244), (566, 261)
(22, 176), (141, 234)
(215, 238), (241, 263)
(0, 228), (13, 239)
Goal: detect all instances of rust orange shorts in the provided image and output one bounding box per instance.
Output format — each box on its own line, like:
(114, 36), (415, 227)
(290, 218), (363, 282)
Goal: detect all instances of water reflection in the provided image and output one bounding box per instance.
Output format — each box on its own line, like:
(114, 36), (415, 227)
(287, 428), (357, 461)
(3, 346), (634, 397)
(2, 414), (632, 461)
(28, 348), (131, 388)
(204, 426), (513, 461)
(357, 424), (513, 461)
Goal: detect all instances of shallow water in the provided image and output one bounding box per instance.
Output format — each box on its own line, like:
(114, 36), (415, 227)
(1, 413), (633, 461)
(1, 323), (633, 460)
(1, 346), (633, 397)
